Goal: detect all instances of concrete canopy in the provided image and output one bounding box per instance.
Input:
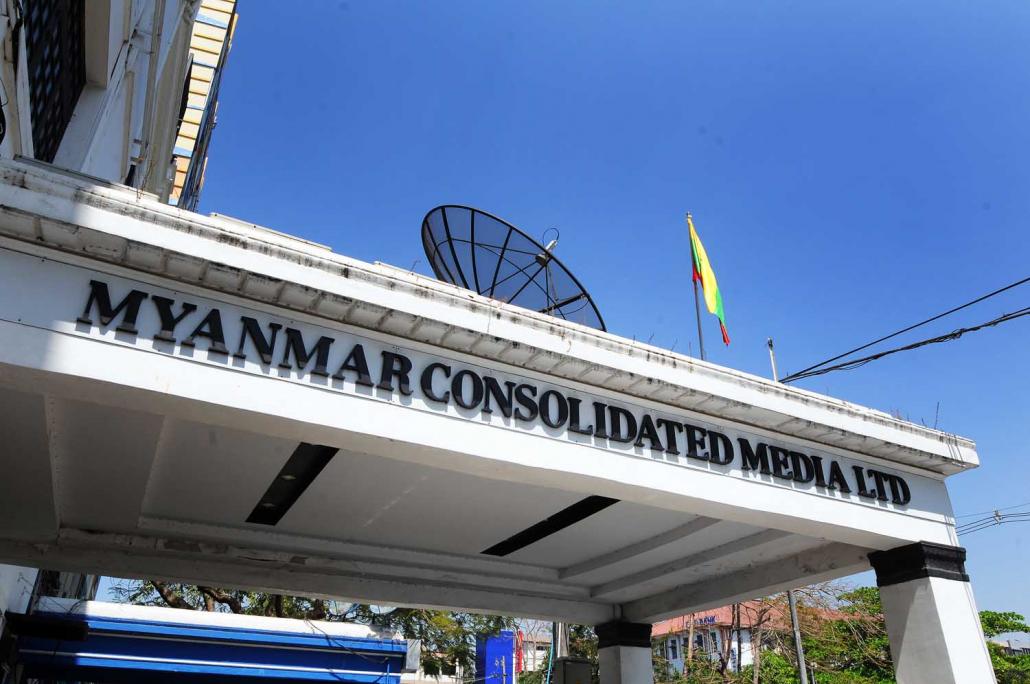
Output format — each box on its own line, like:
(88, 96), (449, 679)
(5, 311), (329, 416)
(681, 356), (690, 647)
(0, 159), (972, 626)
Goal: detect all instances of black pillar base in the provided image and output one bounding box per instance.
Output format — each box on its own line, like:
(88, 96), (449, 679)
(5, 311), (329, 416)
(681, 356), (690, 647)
(868, 541), (969, 587)
(595, 621), (652, 649)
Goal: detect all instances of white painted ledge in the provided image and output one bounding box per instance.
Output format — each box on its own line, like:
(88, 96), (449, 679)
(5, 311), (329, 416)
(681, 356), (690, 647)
(0, 158), (977, 477)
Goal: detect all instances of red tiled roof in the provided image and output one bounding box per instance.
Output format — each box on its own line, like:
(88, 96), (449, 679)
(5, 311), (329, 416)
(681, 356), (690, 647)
(652, 601), (848, 636)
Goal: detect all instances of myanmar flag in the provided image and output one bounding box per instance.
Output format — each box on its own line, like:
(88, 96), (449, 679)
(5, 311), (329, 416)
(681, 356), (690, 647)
(687, 214), (730, 345)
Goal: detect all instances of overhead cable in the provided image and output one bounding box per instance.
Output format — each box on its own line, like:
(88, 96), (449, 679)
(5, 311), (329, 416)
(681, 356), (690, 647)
(781, 275), (1030, 383)
(781, 306), (1030, 383)
(955, 501), (1030, 519)
(957, 511), (1030, 536)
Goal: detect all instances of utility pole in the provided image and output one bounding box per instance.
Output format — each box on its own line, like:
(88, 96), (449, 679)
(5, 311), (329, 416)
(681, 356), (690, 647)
(735, 604), (743, 673)
(768, 338), (809, 684)
(554, 622), (569, 658)
(786, 591), (809, 684)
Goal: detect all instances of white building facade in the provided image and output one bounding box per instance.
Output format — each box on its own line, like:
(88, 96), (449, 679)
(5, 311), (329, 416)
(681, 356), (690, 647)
(655, 610), (754, 674)
(0, 6), (999, 684)
(0, 158), (999, 682)
(0, 0), (227, 640)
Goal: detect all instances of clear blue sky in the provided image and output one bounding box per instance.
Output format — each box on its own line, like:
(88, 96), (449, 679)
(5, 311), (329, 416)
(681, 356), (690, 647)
(197, 1), (1030, 617)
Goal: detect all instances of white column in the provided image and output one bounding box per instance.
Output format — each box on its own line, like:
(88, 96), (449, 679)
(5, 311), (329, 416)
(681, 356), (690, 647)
(870, 542), (995, 684)
(595, 622), (653, 684)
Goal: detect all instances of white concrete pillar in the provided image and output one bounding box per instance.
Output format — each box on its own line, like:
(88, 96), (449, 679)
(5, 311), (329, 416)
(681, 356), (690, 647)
(869, 542), (995, 684)
(595, 622), (653, 684)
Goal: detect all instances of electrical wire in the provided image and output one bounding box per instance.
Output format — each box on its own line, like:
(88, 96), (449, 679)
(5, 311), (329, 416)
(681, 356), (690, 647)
(957, 512), (1030, 536)
(781, 306), (1030, 383)
(955, 501), (1030, 519)
(781, 275), (1030, 383)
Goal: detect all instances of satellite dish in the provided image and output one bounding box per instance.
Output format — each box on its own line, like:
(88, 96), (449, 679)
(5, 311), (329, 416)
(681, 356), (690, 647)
(421, 205), (606, 331)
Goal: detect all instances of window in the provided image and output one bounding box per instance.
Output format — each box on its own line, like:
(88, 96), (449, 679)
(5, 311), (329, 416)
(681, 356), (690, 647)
(24, 0), (86, 163)
(667, 637), (678, 661)
(424, 659), (458, 677)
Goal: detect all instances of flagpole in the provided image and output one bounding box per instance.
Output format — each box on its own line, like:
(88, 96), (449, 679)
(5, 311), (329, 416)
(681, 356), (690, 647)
(687, 213), (706, 361)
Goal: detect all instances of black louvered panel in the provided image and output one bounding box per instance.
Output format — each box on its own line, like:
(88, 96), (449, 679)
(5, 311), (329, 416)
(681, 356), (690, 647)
(25, 0), (85, 163)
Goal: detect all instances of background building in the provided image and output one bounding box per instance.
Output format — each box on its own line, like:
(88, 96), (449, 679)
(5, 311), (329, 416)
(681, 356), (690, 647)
(653, 607), (755, 674)
(0, 0), (234, 647)
(169, 0), (237, 209)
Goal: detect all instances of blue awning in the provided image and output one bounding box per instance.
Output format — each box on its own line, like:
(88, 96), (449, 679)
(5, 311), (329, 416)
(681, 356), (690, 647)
(15, 607), (410, 683)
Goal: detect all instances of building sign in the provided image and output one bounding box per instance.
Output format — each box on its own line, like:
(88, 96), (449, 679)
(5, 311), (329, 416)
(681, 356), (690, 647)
(68, 275), (913, 507)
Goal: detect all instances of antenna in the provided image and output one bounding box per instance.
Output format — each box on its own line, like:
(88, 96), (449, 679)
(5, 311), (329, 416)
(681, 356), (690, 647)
(421, 205), (606, 331)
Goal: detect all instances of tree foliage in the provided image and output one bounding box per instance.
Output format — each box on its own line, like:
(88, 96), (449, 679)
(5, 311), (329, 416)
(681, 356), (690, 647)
(116, 580), (1030, 684)
(981, 610), (1030, 684)
(112, 580), (514, 675)
(988, 642), (1030, 684)
(517, 623), (599, 684)
(981, 611), (1030, 639)
(655, 584), (893, 684)
(800, 586), (893, 683)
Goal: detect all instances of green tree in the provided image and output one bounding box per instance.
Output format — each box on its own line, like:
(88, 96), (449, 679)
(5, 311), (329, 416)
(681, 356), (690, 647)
(980, 610), (1030, 684)
(981, 611), (1030, 639)
(802, 587), (893, 683)
(113, 580), (514, 675)
(988, 644), (1030, 684)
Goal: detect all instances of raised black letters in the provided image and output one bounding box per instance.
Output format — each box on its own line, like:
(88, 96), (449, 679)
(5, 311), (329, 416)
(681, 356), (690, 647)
(868, 469), (890, 502)
(514, 384), (539, 421)
(684, 424), (708, 461)
(538, 390), (569, 429)
(853, 466), (877, 499)
(811, 455), (828, 488)
(827, 461), (851, 493)
(451, 370), (484, 409)
(708, 431), (734, 465)
(739, 440), (771, 474)
(333, 344), (374, 386)
(592, 401), (608, 438)
(420, 362), (451, 403)
(378, 351), (413, 395)
(567, 398), (595, 435)
(280, 328), (334, 376)
(789, 451), (815, 484)
(887, 474), (911, 505)
(769, 446), (793, 480)
(633, 414), (665, 452)
(151, 296), (197, 343)
(482, 376), (515, 417)
(77, 280), (148, 333)
(181, 309), (228, 354)
(607, 406), (637, 443)
(234, 316), (281, 364)
(656, 419), (683, 455)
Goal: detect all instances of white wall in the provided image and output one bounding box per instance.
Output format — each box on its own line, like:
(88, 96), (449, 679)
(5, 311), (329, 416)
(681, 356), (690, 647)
(0, 0), (199, 611)
(663, 628), (753, 673)
(0, 0), (198, 191)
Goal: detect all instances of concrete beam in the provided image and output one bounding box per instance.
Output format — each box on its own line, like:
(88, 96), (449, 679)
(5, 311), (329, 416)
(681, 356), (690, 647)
(560, 517), (720, 580)
(138, 517), (563, 583)
(0, 533), (616, 625)
(591, 529), (792, 598)
(620, 542), (871, 623)
(0, 389), (57, 538)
